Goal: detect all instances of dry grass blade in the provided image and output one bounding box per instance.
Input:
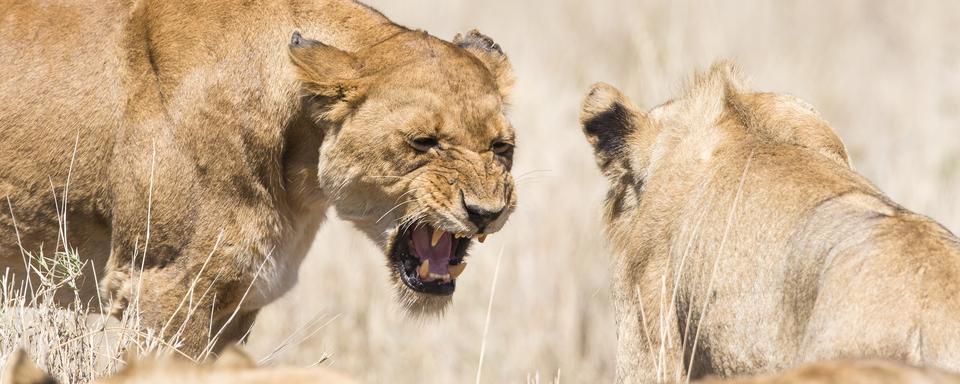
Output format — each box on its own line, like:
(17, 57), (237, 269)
(475, 245), (505, 384)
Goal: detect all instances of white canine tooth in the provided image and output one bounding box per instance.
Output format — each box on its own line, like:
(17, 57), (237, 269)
(449, 263), (467, 279)
(477, 234), (487, 243)
(418, 260), (430, 280)
(431, 228), (444, 246)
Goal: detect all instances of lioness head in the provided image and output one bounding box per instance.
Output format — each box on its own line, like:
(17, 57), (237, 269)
(288, 30), (516, 313)
(579, 62), (849, 229)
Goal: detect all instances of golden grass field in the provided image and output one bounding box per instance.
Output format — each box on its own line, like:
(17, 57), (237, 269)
(4, 1), (960, 383)
(246, 1), (960, 382)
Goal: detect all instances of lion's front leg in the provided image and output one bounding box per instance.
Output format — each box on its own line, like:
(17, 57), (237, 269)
(103, 257), (262, 358)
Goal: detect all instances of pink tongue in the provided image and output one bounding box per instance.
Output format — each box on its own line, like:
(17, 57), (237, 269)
(411, 226), (452, 275)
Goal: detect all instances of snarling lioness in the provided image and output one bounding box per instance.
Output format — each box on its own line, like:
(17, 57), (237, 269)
(0, 0), (516, 355)
(580, 63), (960, 383)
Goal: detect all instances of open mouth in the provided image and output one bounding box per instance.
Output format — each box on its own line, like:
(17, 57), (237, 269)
(390, 223), (479, 296)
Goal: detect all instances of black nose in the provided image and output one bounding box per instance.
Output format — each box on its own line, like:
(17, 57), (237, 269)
(462, 200), (503, 230)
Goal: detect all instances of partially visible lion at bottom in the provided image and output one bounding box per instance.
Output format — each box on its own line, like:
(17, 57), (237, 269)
(3, 347), (356, 384)
(579, 62), (960, 383)
(695, 360), (960, 384)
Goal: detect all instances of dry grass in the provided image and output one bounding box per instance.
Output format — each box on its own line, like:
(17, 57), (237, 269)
(3, 1), (960, 383)
(0, 238), (181, 383)
(249, 1), (960, 383)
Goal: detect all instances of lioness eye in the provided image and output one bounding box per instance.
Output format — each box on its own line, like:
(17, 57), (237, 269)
(491, 141), (513, 155)
(409, 137), (440, 152)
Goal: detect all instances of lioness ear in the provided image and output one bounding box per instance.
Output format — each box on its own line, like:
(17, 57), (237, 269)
(2, 349), (57, 384)
(289, 31), (368, 122)
(580, 83), (653, 181)
(730, 92), (851, 168)
(453, 30), (514, 99)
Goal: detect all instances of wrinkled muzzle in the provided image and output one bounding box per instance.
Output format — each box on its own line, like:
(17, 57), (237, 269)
(387, 154), (515, 306)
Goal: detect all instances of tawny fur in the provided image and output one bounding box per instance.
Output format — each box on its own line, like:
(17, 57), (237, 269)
(696, 359), (960, 384)
(2, 350), (54, 384)
(580, 62), (960, 383)
(0, 0), (516, 356)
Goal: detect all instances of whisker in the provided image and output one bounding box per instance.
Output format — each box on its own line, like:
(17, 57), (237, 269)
(513, 169), (552, 179)
(376, 198), (420, 224)
(398, 208), (430, 230)
(396, 187), (422, 201)
(366, 175), (416, 180)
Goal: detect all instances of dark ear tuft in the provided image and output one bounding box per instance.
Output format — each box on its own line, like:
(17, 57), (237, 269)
(453, 29), (503, 55)
(290, 31), (323, 48)
(580, 82), (659, 184)
(453, 29), (513, 98)
(581, 83), (637, 156)
(584, 102), (632, 156)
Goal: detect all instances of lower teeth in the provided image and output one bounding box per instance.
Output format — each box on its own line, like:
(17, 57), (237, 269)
(418, 260), (430, 280)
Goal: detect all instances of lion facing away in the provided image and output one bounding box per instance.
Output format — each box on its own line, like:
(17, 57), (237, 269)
(0, 0), (516, 356)
(3, 347), (356, 384)
(580, 63), (960, 382)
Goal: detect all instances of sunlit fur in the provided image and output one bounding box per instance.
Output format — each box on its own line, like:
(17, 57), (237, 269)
(291, 28), (517, 315)
(581, 62), (960, 383)
(0, 0), (515, 356)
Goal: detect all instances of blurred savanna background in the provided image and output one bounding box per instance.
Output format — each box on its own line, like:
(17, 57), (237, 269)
(4, 1), (960, 383)
(246, 0), (960, 382)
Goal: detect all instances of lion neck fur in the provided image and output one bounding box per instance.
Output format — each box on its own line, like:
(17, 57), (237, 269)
(120, 0), (462, 306)
(592, 63), (960, 381)
(607, 62), (853, 247)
